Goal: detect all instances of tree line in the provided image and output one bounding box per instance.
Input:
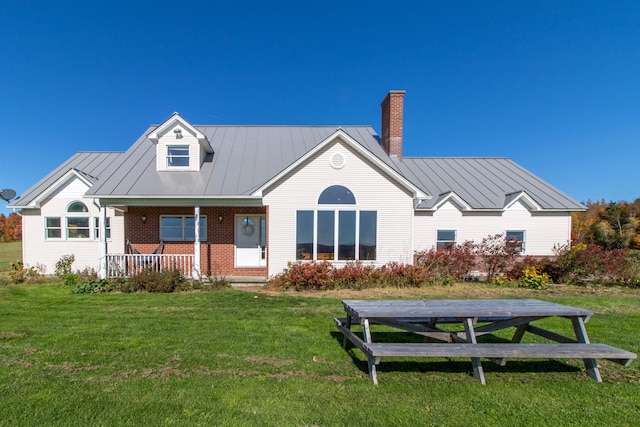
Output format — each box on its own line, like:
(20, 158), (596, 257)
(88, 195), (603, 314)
(0, 213), (21, 241)
(572, 199), (640, 249)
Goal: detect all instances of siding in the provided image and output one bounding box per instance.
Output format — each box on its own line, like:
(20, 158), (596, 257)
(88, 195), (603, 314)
(263, 138), (414, 276)
(21, 177), (125, 274)
(413, 200), (571, 256)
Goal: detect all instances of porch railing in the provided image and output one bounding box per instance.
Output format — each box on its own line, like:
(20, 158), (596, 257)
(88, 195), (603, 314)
(105, 254), (195, 278)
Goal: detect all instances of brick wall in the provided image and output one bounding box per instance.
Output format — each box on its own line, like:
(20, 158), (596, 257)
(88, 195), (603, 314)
(380, 90), (405, 161)
(125, 206), (268, 278)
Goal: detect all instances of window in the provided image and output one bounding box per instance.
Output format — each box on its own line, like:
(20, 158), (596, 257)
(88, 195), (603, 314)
(94, 217), (111, 240)
(318, 185), (356, 204)
(167, 146), (189, 167)
(66, 202), (89, 239)
(506, 230), (525, 254)
(295, 186), (377, 261)
(436, 230), (456, 250)
(45, 217), (61, 239)
(160, 215), (207, 241)
(296, 211), (314, 260)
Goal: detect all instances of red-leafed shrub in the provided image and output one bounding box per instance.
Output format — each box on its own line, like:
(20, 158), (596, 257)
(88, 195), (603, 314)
(414, 242), (476, 285)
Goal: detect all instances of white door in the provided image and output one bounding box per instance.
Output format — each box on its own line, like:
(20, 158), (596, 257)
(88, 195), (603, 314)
(235, 215), (266, 267)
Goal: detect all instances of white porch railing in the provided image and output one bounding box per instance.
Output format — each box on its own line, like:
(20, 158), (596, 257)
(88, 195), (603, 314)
(105, 254), (195, 278)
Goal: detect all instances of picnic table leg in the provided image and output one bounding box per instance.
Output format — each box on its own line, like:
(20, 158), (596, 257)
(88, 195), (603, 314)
(342, 316), (352, 349)
(463, 317), (486, 384)
(571, 317), (602, 382)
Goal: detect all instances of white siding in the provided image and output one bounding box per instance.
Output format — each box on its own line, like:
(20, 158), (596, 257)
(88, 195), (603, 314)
(263, 139), (415, 276)
(414, 200), (571, 256)
(21, 177), (125, 275)
(155, 125), (201, 171)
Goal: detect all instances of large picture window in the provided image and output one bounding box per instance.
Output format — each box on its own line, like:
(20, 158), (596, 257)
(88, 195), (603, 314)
(160, 215), (207, 241)
(295, 185), (377, 261)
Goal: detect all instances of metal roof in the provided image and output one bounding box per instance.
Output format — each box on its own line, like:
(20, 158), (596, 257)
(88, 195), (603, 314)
(84, 125), (391, 199)
(398, 157), (584, 210)
(11, 124), (584, 211)
(9, 152), (124, 208)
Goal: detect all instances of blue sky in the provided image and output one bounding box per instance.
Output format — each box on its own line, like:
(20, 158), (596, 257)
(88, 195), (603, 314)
(1, 1), (639, 215)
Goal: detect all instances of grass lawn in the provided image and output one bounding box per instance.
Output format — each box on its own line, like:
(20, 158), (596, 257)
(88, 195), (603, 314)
(0, 240), (21, 270)
(0, 283), (639, 426)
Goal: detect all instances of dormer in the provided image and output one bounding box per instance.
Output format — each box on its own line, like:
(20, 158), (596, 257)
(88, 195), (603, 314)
(147, 113), (213, 172)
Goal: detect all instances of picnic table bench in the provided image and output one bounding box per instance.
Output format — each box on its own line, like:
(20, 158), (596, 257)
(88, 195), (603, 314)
(335, 299), (636, 385)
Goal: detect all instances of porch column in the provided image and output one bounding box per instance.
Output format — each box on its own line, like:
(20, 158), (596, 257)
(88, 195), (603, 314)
(193, 205), (201, 279)
(98, 205), (107, 279)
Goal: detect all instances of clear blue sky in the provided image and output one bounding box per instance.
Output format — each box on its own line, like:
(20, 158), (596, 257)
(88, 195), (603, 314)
(1, 1), (639, 215)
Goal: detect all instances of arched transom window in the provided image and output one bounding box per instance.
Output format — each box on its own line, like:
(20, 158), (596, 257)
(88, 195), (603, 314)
(66, 201), (90, 238)
(296, 185), (377, 262)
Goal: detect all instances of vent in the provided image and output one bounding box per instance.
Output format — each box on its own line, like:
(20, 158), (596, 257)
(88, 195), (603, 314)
(330, 152), (346, 169)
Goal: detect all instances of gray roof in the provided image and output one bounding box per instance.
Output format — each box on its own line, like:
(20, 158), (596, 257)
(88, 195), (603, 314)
(85, 125), (390, 198)
(11, 124), (584, 211)
(398, 157), (584, 210)
(9, 152), (124, 208)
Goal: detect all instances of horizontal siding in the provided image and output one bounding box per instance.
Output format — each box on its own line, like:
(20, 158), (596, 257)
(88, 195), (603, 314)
(263, 139), (414, 276)
(414, 200), (571, 256)
(22, 177), (125, 274)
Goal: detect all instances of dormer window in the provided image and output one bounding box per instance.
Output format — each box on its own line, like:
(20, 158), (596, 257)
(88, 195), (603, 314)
(167, 145), (189, 168)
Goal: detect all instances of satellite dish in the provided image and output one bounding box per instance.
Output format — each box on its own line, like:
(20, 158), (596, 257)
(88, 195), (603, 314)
(0, 189), (16, 202)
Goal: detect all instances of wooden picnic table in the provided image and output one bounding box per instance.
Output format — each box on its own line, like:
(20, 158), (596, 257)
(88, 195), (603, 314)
(335, 299), (636, 385)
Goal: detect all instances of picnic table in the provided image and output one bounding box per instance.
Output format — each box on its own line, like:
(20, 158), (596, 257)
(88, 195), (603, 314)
(335, 299), (636, 385)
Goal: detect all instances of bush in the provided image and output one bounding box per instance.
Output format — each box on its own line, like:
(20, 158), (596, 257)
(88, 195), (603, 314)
(473, 234), (521, 282)
(129, 267), (185, 292)
(517, 266), (549, 289)
(8, 260), (41, 283)
(549, 244), (628, 286)
(415, 242), (476, 285)
(55, 255), (75, 277)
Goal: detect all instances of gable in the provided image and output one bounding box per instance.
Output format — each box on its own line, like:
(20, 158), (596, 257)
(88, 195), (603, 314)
(147, 114), (213, 172)
(253, 129), (427, 200)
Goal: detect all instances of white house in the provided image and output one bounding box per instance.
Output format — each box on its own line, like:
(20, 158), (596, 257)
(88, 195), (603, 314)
(9, 91), (584, 279)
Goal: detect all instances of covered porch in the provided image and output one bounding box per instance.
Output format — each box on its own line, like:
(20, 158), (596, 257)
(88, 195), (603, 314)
(97, 204), (268, 279)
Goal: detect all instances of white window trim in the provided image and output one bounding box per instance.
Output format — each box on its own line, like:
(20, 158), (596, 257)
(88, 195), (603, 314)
(160, 215), (207, 241)
(166, 145), (190, 168)
(506, 230), (526, 254)
(436, 229), (457, 250)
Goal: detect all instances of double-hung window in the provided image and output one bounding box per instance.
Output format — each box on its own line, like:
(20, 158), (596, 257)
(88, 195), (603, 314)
(167, 146), (190, 167)
(436, 230), (456, 250)
(160, 215), (207, 241)
(45, 217), (62, 239)
(94, 217), (111, 240)
(506, 230), (525, 254)
(296, 185), (377, 261)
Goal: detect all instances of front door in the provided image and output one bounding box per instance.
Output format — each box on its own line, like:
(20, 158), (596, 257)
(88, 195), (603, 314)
(235, 215), (266, 267)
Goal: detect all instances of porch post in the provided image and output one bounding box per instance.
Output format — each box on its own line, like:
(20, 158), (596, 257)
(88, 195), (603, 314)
(98, 205), (107, 279)
(193, 205), (201, 279)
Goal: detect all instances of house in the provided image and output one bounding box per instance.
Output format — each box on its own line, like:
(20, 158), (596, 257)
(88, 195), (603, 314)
(9, 91), (584, 280)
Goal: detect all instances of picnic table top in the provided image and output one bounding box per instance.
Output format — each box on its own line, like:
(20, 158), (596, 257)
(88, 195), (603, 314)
(342, 299), (593, 319)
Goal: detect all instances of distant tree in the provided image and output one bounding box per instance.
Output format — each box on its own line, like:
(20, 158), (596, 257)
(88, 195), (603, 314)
(589, 202), (638, 249)
(0, 213), (22, 241)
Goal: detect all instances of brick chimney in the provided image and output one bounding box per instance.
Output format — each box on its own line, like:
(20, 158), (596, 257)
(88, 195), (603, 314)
(380, 90), (405, 161)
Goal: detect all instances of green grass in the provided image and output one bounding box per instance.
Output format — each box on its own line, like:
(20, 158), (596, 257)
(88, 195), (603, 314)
(0, 241), (21, 270)
(0, 284), (639, 426)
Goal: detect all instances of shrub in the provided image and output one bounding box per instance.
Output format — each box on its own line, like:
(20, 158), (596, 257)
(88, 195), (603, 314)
(55, 255), (75, 277)
(517, 266), (549, 289)
(549, 244), (628, 286)
(415, 242), (476, 285)
(129, 267), (185, 292)
(72, 279), (113, 294)
(8, 261), (40, 283)
(63, 273), (80, 287)
(473, 233), (521, 282)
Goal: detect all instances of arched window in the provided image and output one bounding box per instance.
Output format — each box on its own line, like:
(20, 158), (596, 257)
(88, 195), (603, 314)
(66, 201), (90, 238)
(296, 186), (376, 262)
(318, 185), (356, 204)
(67, 201), (89, 213)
